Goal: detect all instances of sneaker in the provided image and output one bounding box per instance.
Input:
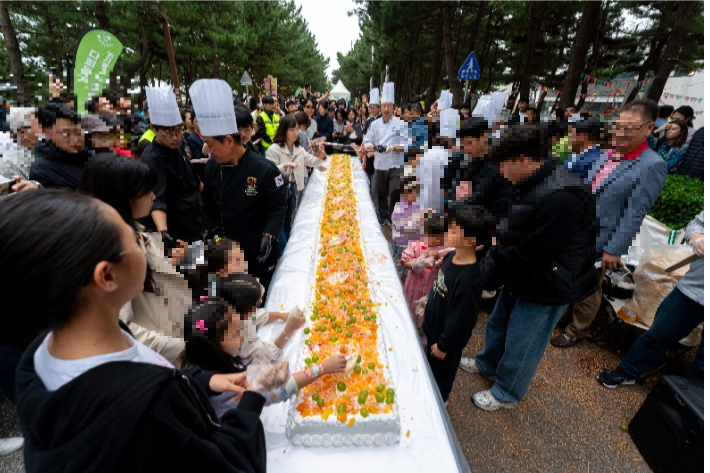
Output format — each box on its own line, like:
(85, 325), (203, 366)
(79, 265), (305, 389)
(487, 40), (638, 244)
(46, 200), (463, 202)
(596, 367), (636, 389)
(551, 332), (582, 348)
(459, 358), (495, 380)
(0, 437), (24, 456)
(471, 390), (516, 411)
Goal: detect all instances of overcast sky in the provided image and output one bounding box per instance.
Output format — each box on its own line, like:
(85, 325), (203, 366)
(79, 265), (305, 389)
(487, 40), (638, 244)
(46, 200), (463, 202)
(294, 0), (361, 82)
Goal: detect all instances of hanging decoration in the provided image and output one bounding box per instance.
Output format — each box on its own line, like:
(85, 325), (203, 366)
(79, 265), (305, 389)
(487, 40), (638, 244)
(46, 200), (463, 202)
(662, 92), (703, 103)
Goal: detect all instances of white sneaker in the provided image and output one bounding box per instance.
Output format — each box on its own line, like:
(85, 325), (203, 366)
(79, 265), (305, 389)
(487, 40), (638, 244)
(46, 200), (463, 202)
(459, 358), (495, 380)
(0, 437), (24, 456)
(471, 390), (516, 411)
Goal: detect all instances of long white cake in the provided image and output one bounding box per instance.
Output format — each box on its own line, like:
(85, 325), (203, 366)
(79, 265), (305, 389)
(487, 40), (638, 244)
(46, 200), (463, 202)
(286, 154), (400, 447)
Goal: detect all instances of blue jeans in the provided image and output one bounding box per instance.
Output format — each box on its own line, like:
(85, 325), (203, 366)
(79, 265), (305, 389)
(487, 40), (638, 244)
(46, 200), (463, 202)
(620, 287), (704, 381)
(475, 290), (568, 403)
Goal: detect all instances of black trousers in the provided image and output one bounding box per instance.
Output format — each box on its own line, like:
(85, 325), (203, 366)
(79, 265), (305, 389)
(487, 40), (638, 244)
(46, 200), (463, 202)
(371, 167), (402, 223)
(426, 343), (463, 403)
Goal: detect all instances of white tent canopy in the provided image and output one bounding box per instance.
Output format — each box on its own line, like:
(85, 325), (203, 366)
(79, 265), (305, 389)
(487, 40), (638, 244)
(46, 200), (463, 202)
(329, 79), (350, 102)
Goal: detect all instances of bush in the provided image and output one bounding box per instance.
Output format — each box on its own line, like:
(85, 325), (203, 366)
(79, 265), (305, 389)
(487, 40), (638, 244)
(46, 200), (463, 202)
(648, 174), (704, 230)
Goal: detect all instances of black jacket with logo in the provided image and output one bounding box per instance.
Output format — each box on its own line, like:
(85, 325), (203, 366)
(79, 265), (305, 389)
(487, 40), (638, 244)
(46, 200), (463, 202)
(480, 161), (598, 305)
(202, 149), (287, 262)
(140, 140), (203, 243)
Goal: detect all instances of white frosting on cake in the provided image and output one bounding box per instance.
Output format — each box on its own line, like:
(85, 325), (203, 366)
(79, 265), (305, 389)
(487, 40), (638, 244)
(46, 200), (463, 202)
(286, 157), (400, 447)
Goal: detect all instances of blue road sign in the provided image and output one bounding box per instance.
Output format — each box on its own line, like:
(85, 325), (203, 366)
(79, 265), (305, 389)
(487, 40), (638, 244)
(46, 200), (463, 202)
(458, 51), (480, 80)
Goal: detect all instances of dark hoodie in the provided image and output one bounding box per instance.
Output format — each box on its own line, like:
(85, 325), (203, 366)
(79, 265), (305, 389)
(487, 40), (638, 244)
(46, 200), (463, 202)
(29, 139), (88, 190)
(16, 334), (267, 473)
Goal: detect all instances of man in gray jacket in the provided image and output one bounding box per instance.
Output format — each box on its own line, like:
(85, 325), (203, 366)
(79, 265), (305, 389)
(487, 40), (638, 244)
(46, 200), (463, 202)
(597, 211), (704, 386)
(552, 99), (667, 347)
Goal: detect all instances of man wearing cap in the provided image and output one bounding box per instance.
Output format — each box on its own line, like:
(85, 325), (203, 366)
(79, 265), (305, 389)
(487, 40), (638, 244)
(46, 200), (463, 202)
(82, 114), (113, 154)
(191, 79), (287, 292)
(418, 91), (456, 215)
(364, 82), (408, 226)
(255, 95), (280, 157)
(140, 85), (202, 246)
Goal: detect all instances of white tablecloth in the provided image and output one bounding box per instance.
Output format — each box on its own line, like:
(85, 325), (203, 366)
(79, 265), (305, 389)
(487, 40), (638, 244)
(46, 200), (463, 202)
(260, 157), (469, 472)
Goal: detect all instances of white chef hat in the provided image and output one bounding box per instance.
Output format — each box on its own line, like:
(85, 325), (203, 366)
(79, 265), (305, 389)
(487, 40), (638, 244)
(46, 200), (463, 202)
(381, 82), (395, 104)
(369, 88), (380, 106)
(189, 79), (237, 136)
(438, 90), (453, 110)
(439, 108), (459, 139)
(145, 85), (182, 127)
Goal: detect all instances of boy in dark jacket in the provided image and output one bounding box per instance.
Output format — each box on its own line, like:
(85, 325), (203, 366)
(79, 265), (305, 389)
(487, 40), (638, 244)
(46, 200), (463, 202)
(423, 204), (495, 402)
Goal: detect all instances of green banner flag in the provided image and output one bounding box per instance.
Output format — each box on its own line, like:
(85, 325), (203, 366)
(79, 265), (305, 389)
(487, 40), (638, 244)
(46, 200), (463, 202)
(74, 29), (123, 114)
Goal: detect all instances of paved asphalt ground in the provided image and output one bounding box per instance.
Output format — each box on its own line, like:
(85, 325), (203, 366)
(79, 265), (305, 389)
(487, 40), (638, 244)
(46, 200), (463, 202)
(0, 225), (695, 472)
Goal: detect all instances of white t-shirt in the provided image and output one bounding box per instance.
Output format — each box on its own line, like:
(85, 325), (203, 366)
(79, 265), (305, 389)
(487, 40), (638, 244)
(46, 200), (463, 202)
(35, 330), (174, 392)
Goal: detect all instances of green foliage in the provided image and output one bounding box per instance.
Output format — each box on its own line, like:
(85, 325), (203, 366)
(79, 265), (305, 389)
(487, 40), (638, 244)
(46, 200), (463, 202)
(334, 1), (704, 104)
(648, 174), (704, 230)
(0, 0), (330, 102)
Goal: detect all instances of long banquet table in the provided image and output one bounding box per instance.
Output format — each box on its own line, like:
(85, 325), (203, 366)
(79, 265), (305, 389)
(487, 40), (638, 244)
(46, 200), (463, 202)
(259, 156), (470, 472)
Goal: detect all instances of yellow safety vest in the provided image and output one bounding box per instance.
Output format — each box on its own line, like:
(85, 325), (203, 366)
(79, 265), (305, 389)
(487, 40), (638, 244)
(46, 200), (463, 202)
(139, 129), (155, 143)
(259, 111), (279, 148)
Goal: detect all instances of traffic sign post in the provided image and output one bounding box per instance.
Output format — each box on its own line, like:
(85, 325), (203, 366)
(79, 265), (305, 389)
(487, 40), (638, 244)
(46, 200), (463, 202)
(458, 51), (480, 81)
(459, 51), (480, 110)
(240, 70), (253, 99)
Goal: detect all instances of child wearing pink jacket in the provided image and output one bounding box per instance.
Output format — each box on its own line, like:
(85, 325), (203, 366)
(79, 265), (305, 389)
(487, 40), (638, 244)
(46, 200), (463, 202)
(401, 213), (453, 329)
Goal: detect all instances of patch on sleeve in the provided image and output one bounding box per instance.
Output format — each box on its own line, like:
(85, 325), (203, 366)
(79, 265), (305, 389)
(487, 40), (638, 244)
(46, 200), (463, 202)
(275, 175), (284, 187)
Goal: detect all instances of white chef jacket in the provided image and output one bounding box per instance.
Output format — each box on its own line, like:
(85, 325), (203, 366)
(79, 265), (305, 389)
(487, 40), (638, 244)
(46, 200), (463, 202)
(363, 115), (408, 170)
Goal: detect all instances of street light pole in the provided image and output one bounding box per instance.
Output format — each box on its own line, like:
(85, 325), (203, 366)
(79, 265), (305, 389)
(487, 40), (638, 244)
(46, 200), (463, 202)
(151, 4), (181, 104)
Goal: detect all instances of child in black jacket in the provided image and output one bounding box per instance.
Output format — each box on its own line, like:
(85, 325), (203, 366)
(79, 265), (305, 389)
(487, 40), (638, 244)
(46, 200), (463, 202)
(423, 204), (495, 402)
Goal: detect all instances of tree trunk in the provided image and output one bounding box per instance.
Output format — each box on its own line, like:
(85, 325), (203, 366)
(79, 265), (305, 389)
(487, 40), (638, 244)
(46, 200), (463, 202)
(519, 1), (543, 104)
(646, 1), (695, 101)
(560, 1), (602, 109)
(425, 6), (444, 109)
(442, 2), (464, 104)
(624, 36), (667, 104)
(122, 6), (150, 91)
(474, 4), (496, 94)
(94, 0), (110, 29)
(0, 1), (29, 103)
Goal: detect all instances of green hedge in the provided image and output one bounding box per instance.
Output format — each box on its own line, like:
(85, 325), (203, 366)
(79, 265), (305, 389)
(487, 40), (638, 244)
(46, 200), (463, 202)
(648, 174), (704, 230)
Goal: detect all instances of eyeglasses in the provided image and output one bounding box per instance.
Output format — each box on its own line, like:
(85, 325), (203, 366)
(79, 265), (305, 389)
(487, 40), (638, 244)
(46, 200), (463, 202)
(120, 232), (149, 256)
(305, 105), (314, 109)
(159, 128), (182, 138)
(612, 121), (652, 134)
(58, 129), (83, 139)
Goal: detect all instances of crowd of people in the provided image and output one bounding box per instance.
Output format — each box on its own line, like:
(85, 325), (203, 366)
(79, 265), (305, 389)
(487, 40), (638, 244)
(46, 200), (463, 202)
(0, 73), (704, 470)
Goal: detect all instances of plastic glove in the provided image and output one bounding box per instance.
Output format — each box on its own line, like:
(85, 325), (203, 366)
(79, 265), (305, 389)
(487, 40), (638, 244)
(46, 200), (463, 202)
(284, 307), (306, 336)
(410, 255), (435, 273)
(414, 296), (428, 319)
(257, 235), (272, 263)
(247, 361), (291, 397)
(321, 354), (347, 375)
(690, 236), (704, 257)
